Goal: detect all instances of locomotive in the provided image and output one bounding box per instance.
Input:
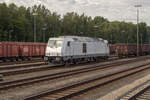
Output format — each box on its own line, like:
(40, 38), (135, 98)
(44, 36), (110, 64)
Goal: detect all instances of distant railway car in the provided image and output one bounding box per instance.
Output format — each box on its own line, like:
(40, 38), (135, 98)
(139, 44), (150, 55)
(18, 42), (46, 59)
(0, 42), (19, 61)
(115, 44), (137, 57)
(44, 36), (109, 64)
(109, 44), (116, 55)
(115, 43), (150, 57)
(0, 42), (46, 61)
(18, 42), (32, 58)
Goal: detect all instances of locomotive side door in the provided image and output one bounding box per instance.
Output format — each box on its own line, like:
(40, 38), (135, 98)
(66, 41), (72, 56)
(83, 43), (87, 55)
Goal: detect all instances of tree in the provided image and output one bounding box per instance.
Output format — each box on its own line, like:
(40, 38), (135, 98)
(0, 3), (149, 44)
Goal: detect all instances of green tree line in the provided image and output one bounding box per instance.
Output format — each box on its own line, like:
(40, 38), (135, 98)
(0, 3), (150, 44)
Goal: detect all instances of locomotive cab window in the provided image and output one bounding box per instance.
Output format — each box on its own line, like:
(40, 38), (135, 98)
(83, 43), (87, 53)
(56, 40), (63, 47)
(67, 41), (70, 47)
(48, 40), (62, 48)
(48, 40), (55, 48)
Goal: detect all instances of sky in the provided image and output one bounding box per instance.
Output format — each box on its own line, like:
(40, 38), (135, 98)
(0, 0), (149, 25)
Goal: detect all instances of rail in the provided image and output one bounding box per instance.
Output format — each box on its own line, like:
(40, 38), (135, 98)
(23, 61), (150, 100)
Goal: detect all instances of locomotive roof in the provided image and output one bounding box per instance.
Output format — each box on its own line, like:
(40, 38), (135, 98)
(58, 36), (107, 42)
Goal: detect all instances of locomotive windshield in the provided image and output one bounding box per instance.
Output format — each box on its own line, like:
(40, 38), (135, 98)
(48, 40), (63, 48)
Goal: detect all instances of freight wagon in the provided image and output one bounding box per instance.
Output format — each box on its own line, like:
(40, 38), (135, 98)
(0, 42), (19, 61)
(109, 44), (116, 55)
(115, 43), (150, 57)
(140, 44), (150, 55)
(0, 42), (46, 61)
(18, 42), (46, 59)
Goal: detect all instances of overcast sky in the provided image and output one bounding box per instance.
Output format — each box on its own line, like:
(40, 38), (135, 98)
(0, 0), (149, 25)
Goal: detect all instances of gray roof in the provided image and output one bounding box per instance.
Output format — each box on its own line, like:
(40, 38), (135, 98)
(58, 36), (106, 42)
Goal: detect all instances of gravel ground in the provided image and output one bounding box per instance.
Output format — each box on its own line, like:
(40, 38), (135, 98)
(97, 73), (150, 100)
(0, 58), (150, 100)
(71, 66), (150, 100)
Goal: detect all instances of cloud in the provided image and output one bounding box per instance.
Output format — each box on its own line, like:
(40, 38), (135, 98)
(0, 0), (149, 25)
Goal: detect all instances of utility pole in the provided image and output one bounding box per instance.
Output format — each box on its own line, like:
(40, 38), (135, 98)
(134, 4), (142, 56)
(141, 34), (143, 45)
(42, 29), (46, 42)
(42, 24), (47, 42)
(33, 13), (37, 42)
(9, 30), (13, 41)
(93, 25), (98, 38)
(42, 28), (46, 42)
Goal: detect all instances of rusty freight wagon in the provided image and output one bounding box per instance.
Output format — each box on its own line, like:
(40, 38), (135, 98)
(18, 42), (46, 59)
(115, 44), (137, 57)
(109, 44), (116, 55)
(0, 42), (19, 61)
(140, 44), (150, 55)
(0, 42), (46, 61)
(115, 43), (150, 57)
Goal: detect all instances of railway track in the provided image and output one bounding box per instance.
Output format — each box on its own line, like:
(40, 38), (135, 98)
(0, 64), (56, 76)
(0, 56), (149, 91)
(0, 56), (119, 76)
(22, 59), (150, 100)
(0, 58), (44, 66)
(119, 80), (150, 100)
(130, 86), (150, 100)
(0, 62), (46, 70)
